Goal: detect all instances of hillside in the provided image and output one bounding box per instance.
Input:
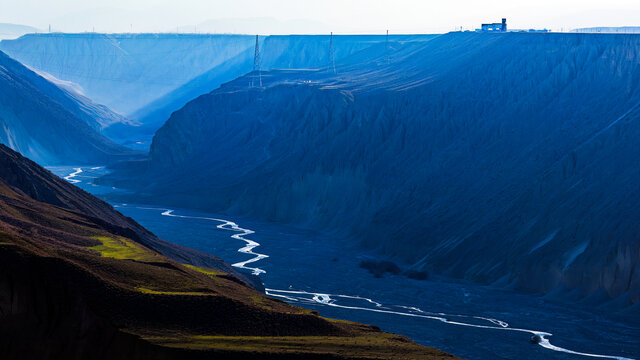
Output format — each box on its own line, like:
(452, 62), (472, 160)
(0, 50), (137, 165)
(0, 144), (455, 359)
(108, 32), (640, 308)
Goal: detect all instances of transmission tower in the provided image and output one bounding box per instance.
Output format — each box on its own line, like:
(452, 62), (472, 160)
(329, 32), (336, 74)
(252, 34), (262, 87)
(385, 29), (390, 64)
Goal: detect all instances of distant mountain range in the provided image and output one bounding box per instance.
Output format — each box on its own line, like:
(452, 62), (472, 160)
(573, 26), (640, 33)
(0, 34), (435, 137)
(104, 32), (640, 310)
(0, 50), (137, 165)
(0, 34), (258, 116)
(0, 23), (38, 40)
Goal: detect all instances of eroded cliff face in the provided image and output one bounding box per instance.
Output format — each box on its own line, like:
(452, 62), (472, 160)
(123, 32), (640, 307)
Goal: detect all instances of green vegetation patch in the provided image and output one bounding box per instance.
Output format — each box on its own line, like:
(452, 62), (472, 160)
(89, 236), (159, 262)
(0, 184), (20, 198)
(326, 317), (357, 324)
(248, 295), (273, 310)
(0, 231), (19, 246)
(135, 287), (214, 296)
(148, 334), (439, 359)
(184, 264), (227, 277)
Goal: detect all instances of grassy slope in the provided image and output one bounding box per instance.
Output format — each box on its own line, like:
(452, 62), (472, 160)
(0, 164), (456, 359)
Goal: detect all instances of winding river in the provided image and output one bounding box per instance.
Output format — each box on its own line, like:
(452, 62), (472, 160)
(50, 165), (640, 360)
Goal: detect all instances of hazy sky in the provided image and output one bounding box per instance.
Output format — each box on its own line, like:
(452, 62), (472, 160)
(1, 0), (640, 34)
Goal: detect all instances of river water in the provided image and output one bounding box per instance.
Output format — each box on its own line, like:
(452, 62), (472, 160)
(49, 165), (640, 360)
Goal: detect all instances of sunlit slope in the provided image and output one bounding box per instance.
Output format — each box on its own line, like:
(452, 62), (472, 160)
(0, 143), (259, 287)
(131, 32), (640, 307)
(0, 144), (454, 360)
(0, 50), (136, 165)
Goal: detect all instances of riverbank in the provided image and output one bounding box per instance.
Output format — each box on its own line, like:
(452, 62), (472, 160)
(49, 165), (640, 360)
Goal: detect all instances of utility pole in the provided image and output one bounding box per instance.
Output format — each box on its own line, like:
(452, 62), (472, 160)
(252, 35), (262, 88)
(329, 32), (336, 74)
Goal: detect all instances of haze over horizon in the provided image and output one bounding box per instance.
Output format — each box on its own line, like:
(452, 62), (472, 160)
(1, 0), (640, 34)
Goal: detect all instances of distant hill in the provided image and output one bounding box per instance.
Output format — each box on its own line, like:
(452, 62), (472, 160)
(573, 26), (640, 33)
(0, 23), (38, 40)
(0, 144), (454, 360)
(106, 32), (640, 309)
(0, 50), (136, 165)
